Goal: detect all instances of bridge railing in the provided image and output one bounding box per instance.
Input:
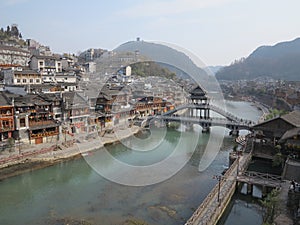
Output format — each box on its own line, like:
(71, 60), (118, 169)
(241, 171), (282, 182)
(210, 104), (256, 125)
(160, 103), (256, 125)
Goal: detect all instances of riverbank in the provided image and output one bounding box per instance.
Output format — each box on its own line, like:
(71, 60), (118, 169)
(225, 97), (270, 122)
(0, 126), (141, 181)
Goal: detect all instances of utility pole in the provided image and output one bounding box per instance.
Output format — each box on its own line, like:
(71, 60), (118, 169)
(213, 175), (224, 205)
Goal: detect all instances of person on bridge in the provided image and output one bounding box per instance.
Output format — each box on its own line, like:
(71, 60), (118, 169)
(290, 180), (296, 190)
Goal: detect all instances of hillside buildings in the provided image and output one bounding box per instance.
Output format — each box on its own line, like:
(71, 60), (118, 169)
(0, 45), (30, 67)
(0, 32), (195, 148)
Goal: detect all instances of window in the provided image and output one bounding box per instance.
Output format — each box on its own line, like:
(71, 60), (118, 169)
(17, 79), (21, 83)
(39, 61), (44, 66)
(22, 79), (27, 83)
(29, 79), (33, 83)
(36, 79), (40, 83)
(20, 118), (26, 127)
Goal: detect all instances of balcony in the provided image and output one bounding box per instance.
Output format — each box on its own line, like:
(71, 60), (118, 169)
(29, 120), (59, 130)
(30, 130), (59, 138)
(0, 126), (14, 132)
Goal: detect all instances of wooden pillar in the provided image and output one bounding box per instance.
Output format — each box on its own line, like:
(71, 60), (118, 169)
(247, 183), (253, 195)
(262, 186), (267, 198)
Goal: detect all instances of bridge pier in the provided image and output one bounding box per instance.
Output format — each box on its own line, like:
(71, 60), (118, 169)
(185, 123), (193, 131)
(202, 127), (210, 133)
(230, 129), (239, 136)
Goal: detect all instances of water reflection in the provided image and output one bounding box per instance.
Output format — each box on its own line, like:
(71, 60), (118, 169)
(218, 193), (263, 225)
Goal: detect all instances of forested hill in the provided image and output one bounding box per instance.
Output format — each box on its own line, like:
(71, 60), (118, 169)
(216, 38), (300, 81)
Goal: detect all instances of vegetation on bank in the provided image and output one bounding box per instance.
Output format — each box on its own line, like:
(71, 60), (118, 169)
(131, 61), (176, 80)
(260, 189), (280, 224)
(265, 109), (287, 120)
(0, 24), (26, 46)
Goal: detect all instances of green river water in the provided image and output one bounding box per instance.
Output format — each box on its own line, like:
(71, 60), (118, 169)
(0, 101), (263, 225)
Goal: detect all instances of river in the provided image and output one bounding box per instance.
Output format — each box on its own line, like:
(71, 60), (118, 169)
(0, 101), (262, 225)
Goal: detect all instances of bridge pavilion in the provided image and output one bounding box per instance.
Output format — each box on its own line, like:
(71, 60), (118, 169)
(188, 85), (210, 120)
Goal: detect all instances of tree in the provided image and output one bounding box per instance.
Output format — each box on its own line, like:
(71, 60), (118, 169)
(6, 25), (10, 35)
(0, 27), (4, 33)
(272, 152), (284, 167)
(19, 33), (22, 39)
(11, 25), (19, 37)
(265, 109), (287, 120)
(260, 189), (279, 224)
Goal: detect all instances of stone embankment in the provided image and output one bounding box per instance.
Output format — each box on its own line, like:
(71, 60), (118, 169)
(0, 126), (140, 180)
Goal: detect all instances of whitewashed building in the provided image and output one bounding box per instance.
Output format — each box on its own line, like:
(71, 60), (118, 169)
(29, 55), (62, 75)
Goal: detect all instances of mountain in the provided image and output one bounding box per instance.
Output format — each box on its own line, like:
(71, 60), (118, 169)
(115, 40), (208, 79)
(114, 40), (222, 92)
(205, 66), (223, 75)
(216, 38), (300, 81)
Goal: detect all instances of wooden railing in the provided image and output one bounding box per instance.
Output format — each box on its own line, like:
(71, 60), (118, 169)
(29, 120), (57, 127)
(30, 131), (59, 138)
(237, 171), (282, 188)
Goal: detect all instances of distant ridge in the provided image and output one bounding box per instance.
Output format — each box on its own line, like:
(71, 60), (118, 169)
(216, 38), (300, 81)
(115, 40), (208, 79)
(115, 40), (224, 93)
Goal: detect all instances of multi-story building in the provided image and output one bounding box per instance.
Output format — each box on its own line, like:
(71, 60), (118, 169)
(0, 92), (14, 142)
(0, 45), (30, 67)
(3, 67), (42, 86)
(11, 93), (60, 144)
(61, 55), (77, 70)
(62, 92), (92, 133)
(42, 72), (79, 92)
(29, 55), (62, 75)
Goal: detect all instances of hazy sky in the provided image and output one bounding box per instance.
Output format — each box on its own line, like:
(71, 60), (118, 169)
(1, 0), (300, 66)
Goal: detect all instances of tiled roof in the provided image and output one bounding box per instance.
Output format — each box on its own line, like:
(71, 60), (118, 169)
(13, 94), (51, 107)
(14, 69), (40, 75)
(0, 92), (12, 106)
(280, 127), (300, 141)
(31, 55), (60, 60)
(282, 111), (300, 127)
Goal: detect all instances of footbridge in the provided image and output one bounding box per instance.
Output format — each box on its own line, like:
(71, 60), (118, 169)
(237, 171), (282, 188)
(184, 153), (282, 225)
(184, 152), (253, 225)
(144, 103), (255, 134)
